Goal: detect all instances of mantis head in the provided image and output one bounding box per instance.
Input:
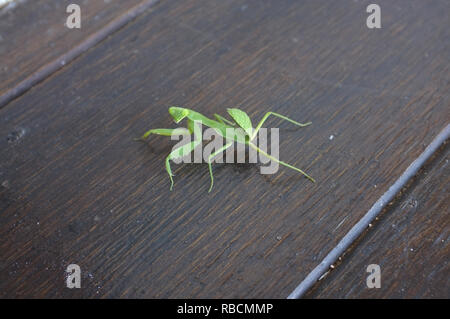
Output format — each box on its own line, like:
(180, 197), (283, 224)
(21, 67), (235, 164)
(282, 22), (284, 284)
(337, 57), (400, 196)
(169, 107), (189, 123)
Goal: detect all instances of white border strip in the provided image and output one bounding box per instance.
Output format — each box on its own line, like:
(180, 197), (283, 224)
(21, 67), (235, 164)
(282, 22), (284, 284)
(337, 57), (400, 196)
(288, 123), (450, 299)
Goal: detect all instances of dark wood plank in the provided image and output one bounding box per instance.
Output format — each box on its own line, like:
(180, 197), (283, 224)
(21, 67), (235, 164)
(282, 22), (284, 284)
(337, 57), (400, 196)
(0, 0), (142, 100)
(0, 0), (448, 298)
(304, 143), (449, 298)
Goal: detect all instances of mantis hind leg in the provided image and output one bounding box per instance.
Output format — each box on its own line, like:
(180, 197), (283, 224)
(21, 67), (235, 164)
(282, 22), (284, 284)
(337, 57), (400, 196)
(252, 112), (312, 140)
(207, 142), (233, 193)
(248, 142), (315, 183)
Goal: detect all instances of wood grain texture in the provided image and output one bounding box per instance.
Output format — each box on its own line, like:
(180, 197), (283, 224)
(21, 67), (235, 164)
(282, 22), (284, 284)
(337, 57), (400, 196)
(0, 0), (142, 99)
(305, 143), (449, 298)
(0, 0), (449, 298)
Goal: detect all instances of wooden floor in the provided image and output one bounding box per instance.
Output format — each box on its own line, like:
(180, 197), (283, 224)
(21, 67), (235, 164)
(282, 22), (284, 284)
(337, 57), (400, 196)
(0, 0), (448, 298)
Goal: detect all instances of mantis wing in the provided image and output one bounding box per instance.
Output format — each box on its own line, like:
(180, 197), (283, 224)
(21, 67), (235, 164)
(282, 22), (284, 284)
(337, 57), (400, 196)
(227, 108), (253, 138)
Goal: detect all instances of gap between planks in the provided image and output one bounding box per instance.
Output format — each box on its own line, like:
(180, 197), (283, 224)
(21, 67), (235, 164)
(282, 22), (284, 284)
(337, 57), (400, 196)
(288, 123), (450, 299)
(0, 0), (160, 110)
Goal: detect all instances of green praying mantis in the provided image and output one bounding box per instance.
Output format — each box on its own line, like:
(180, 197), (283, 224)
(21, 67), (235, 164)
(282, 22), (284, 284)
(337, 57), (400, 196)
(138, 107), (315, 192)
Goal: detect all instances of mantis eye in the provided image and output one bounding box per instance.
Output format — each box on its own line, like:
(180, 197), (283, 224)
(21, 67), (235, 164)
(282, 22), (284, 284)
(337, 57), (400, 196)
(169, 107), (189, 123)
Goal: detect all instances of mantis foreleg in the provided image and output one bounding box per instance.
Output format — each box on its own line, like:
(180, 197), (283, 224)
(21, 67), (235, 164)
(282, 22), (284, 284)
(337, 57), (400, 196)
(138, 128), (191, 140)
(165, 136), (202, 190)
